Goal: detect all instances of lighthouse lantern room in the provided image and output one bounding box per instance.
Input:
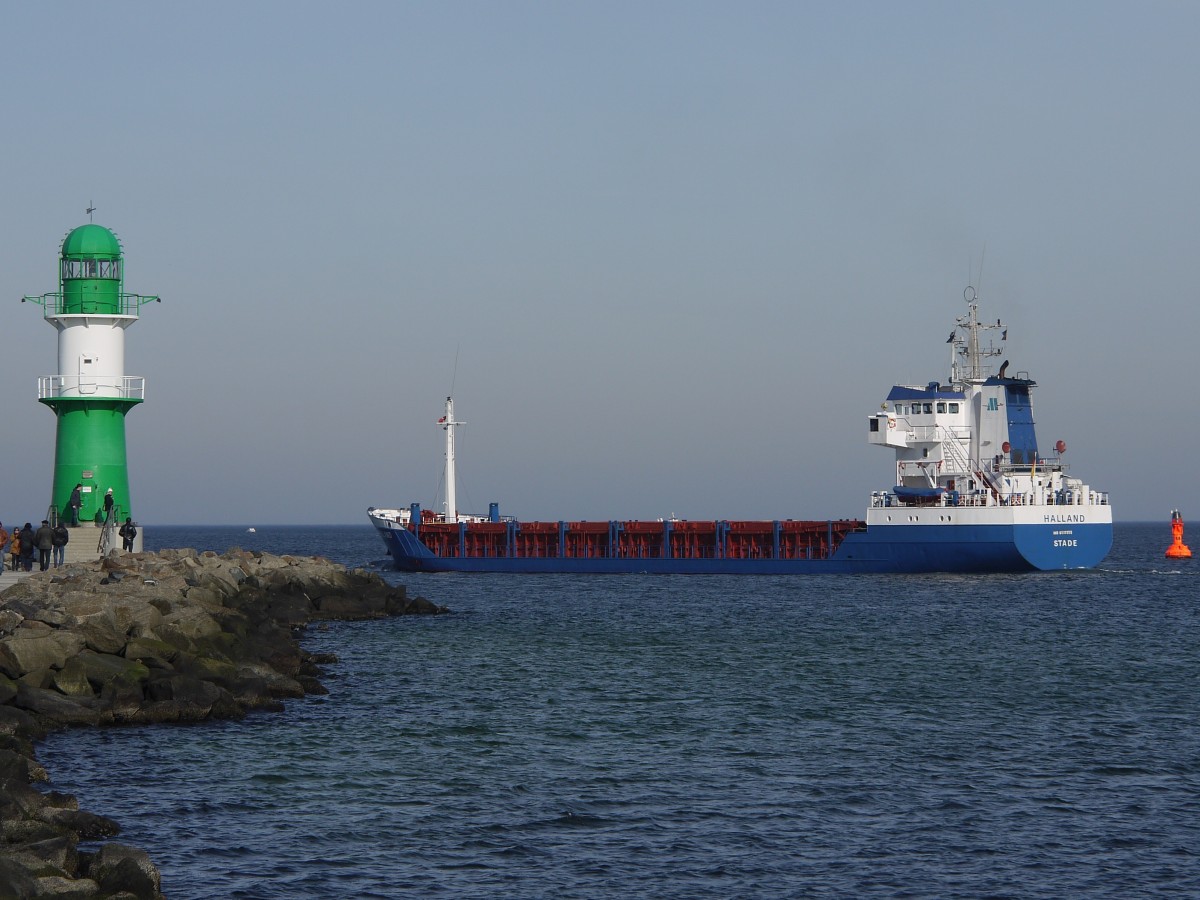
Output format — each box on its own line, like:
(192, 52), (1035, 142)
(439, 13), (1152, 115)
(23, 222), (158, 547)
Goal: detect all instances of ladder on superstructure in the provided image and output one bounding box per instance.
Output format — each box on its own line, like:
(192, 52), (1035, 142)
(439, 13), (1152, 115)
(939, 426), (1005, 499)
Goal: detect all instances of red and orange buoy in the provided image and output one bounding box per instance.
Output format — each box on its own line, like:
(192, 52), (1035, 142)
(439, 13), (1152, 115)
(1165, 509), (1193, 559)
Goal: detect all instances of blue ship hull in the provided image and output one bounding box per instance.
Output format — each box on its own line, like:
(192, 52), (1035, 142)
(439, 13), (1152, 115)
(377, 520), (1113, 574)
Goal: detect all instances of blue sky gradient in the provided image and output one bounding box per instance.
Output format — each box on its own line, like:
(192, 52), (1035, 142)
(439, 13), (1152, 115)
(3, 2), (1195, 524)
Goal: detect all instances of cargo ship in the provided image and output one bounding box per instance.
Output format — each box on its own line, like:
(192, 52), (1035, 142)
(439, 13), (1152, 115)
(369, 288), (1112, 573)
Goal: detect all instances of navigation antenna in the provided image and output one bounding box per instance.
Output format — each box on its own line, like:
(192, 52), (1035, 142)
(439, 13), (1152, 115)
(950, 284), (1005, 386)
(86, 202), (96, 222)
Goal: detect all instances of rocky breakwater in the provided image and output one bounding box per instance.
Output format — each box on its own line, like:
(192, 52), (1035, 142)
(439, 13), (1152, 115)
(0, 548), (445, 898)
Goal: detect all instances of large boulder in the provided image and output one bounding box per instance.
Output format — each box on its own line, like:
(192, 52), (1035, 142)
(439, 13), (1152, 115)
(64, 602), (129, 656)
(73, 650), (150, 693)
(0, 858), (39, 898)
(0, 609), (23, 636)
(32, 874), (101, 898)
(0, 629), (86, 679)
(87, 843), (162, 899)
(50, 657), (94, 698)
(13, 684), (99, 727)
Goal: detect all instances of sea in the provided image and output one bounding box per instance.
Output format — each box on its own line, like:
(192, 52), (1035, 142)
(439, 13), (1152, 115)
(34, 522), (1200, 899)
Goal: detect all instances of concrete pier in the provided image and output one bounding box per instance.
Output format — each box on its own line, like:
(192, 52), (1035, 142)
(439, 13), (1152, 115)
(0, 522), (142, 590)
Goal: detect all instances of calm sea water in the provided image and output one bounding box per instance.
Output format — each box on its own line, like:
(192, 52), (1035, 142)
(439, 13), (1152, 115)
(35, 523), (1200, 898)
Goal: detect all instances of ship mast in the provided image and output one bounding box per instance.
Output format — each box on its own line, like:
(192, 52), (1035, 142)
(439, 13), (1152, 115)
(440, 396), (463, 522)
(950, 286), (1004, 387)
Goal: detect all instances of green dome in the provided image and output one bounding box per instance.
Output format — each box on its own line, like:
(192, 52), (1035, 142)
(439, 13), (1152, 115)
(61, 224), (122, 259)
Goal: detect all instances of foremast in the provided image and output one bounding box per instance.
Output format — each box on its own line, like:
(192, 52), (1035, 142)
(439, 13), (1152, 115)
(439, 396), (463, 523)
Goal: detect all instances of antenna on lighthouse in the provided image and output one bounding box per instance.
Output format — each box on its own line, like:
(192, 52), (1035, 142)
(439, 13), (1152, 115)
(85, 202), (96, 222)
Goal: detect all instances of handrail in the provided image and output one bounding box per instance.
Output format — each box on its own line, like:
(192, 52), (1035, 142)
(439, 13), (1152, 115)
(96, 507), (122, 556)
(23, 292), (159, 318)
(938, 425), (1006, 496)
(38, 376), (145, 401)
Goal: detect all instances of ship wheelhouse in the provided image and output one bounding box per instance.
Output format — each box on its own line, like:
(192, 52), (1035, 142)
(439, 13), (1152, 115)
(867, 383), (970, 501)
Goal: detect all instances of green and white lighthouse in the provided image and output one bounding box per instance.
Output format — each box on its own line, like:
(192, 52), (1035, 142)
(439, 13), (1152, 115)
(23, 222), (158, 544)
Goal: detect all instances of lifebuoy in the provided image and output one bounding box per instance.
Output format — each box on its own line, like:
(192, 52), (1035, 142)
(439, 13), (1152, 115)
(888, 418), (896, 429)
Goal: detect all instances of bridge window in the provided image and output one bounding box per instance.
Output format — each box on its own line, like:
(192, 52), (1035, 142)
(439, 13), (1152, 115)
(922, 403), (933, 414)
(948, 402), (959, 414)
(936, 402), (946, 413)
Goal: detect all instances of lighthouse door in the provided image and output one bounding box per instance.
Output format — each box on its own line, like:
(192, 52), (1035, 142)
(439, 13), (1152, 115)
(78, 355), (98, 395)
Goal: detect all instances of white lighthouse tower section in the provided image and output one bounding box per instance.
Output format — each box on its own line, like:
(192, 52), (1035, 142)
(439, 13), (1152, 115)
(42, 314), (142, 402)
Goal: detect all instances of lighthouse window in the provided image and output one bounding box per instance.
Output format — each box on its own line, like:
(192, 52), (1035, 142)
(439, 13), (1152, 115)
(60, 259), (119, 279)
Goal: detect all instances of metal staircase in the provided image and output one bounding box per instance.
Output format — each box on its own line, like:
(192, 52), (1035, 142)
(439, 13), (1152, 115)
(939, 427), (1004, 498)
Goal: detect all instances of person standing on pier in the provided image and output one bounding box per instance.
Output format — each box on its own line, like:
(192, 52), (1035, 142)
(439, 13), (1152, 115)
(34, 520), (53, 572)
(68, 484), (82, 526)
(0, 523), (8, 561)
(103, 488), (114, 523)
(8, 530), (19, 571)
(51, 521), (68, 568)
(20, 524), (35, 572)
(119, 517), (137, 552)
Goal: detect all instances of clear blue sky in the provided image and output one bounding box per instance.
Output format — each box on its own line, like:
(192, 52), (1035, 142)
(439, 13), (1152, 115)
(3, 2), (1195, 524)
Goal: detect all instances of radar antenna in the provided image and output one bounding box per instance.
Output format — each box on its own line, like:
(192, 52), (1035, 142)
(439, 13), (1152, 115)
(949, 285), (1005, 385)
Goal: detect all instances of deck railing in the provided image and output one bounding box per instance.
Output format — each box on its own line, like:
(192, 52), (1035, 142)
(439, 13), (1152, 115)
(871, 488), (1110, 510)
(38, 376), (145, 401)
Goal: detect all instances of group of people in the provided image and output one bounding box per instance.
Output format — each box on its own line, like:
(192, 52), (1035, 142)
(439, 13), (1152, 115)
(1, 520), (70, 572)
(2, 484), (140, 573)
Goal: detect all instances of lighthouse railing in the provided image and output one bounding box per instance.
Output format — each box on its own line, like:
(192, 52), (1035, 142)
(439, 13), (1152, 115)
(38, 375), (146, 401)
(22, 292), (159, 318)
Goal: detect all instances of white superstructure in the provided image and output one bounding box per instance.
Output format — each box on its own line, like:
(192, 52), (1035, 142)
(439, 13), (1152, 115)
(866, 286), (1109, 524)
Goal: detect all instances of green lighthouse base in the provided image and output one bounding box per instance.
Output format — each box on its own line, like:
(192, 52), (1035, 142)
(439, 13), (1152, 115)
(42, 397), (140, 526)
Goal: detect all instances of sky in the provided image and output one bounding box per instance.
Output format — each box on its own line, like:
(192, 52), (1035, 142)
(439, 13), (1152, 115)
(2, 2), (1196, 525)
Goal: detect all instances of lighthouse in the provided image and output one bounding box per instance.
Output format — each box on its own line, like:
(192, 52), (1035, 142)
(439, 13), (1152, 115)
(23, 222), (158, 551)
